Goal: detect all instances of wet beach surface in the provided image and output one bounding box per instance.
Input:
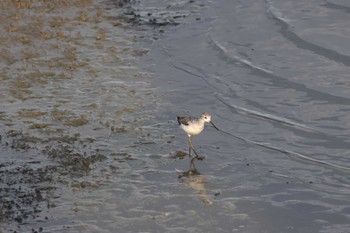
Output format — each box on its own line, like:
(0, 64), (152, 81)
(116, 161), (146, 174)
(0, 0), (159, 231)
(2, 0), (350, 232)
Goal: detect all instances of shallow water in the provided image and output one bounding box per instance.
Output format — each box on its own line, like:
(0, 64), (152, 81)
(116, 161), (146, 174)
(141, 0), (350, 232)
(2, 0), (350, 232)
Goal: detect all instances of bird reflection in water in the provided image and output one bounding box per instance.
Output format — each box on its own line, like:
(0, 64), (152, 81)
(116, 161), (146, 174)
(177, 158), (217, 205)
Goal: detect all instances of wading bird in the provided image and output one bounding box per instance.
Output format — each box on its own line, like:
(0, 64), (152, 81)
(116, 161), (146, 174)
(177, 112), (219, 159)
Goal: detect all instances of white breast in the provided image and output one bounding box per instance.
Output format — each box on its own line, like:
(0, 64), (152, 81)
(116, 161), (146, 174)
(181, 122), (205, 136)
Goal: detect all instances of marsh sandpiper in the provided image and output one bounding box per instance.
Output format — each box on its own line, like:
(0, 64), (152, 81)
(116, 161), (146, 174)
(177, 112), (219, 159)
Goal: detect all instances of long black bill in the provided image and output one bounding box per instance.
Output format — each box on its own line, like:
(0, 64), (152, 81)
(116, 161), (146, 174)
(210, 121), (219, 130)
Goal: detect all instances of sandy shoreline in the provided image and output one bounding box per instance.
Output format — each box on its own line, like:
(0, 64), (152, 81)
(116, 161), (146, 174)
(0, 0), (157, 231)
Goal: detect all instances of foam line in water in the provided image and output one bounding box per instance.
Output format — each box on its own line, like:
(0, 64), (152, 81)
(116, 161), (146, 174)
(219, 129), (350, 172)
(208, 36), (274, 75)
(215, 94), (316, 132)
(264, 0), (291, 26)
(322, 1), (350, 13)
(264, 0), (350, 67)
(207, 37), (350, 105)
(253, 141), (350, 172)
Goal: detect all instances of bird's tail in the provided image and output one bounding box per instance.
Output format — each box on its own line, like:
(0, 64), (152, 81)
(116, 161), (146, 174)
(176, 116), (181, 125)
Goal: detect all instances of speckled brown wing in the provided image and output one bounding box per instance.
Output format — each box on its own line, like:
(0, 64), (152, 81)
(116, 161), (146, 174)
(177, 116), (190, 125)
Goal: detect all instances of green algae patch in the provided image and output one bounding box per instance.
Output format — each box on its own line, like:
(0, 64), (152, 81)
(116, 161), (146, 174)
(18, 109), (47, 118)
(14, 81), (32, 88)
(65, 116), (89, 127)
(48, 133), (80, 144)
(30, 123), (49, 129)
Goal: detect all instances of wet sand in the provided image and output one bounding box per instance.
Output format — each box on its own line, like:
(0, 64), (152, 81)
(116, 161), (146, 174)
(2, 0), (350, 232)
(0, 0), (157, 231)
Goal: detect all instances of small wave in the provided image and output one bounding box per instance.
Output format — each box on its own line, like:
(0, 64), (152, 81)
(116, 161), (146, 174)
(219, 128), (350, 172)
(264, 0), (350, 66)
(215, 93), (316, 132)
(207, 36), (350, 105)
(208, 36), (274, 75)
(254, 141), (350, 172)
(170, 62), (203, 79)
(264, 0), (292, 27)
(321, 1), (350, 14)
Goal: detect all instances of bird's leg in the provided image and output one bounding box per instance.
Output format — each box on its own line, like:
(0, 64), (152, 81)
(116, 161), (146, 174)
(188, 136), (192, 157)
(189, 136), (204, 160)
(188, 136), (197, 156)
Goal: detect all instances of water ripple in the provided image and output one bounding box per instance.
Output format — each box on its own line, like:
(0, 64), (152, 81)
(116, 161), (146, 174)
(265, 0), (350, 66)
(208, 36), (350, 105)
(321, 1), (350, 14)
